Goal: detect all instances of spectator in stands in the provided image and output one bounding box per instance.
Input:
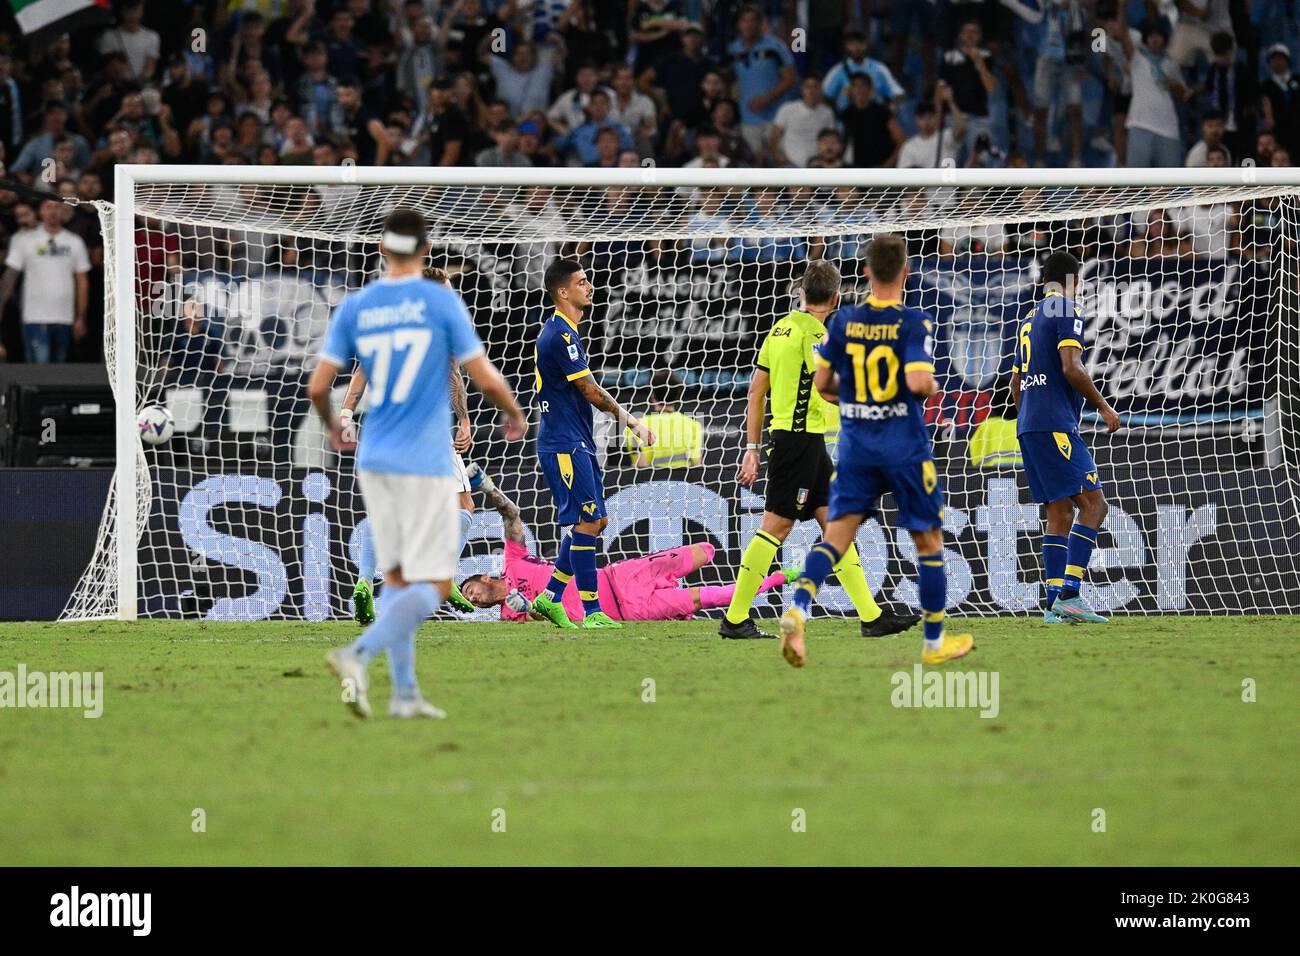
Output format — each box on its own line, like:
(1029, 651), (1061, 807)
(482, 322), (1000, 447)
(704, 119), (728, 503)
(517, 119), (554, 166)
(840, 74), (904, 168)
(297, 43), (341, 137)
(608, 64), (657, 156)
(477, 120), (533, 167)
(683, 126), (730, 169)
(504, 187), (566, 291)
(395, 9), (445, 107)
(87, 126), (133, 195)
(224, 11), (279, 88)
(9, 102), (91, 184)
(410, 77), (469, 166)
(940, 19), (1000, 153)
(547, 64), (610, 136)
(279, 116), (316, 163)
(1186, 109), (1232, 166)
(1262, 44), (1300, 158)
(324, 6), (365, 78)
(885, 0), (939, 95)
(807, 129), (847, 169)
(556, 2), (614, 85)
(897, 93), (965, 169)
(727, 4), (796, 163)
(628, 0), (690, 75)
(708, 97), (754, 166)
(96, 1), (160, 84)
(730, 187), (805, 263)
(1124, 209), (1196, 258)
(638, 22), (714, 131)
(1255, 130), (1280, 166)
(1168, 0), (1234, 70)
(1198, 32), (1256, 164)
(485, 40), (561, 119)
(822, 29), (905, 111)
(0, 198), (91, 363)
(0, 53), (23, 160)
(686, 186), (731, 266)
(162, 54), (211, 136)
(770, 76), (835, 168)
(1030, 0), (1088, 167)
(335, 77), (386, 165)
(1111, 19), (1191, 168)
(1169, 188), (1235, 258)
(554, 89), (633, 166)
(438, 0), (512, 77)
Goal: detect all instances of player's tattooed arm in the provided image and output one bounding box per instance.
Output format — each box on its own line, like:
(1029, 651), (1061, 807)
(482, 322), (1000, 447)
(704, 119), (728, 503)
(339, 363), (368, 443)
(449, 360), (472, 452)
(480, 483), (527, 545)
(574, 374), (655, 446)
(1060, 347), (1121, 432)
(342, 363), (367, 412)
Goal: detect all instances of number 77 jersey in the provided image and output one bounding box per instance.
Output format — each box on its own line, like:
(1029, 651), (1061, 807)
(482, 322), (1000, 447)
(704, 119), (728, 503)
(319, 275), (485, 477)
(815, 295), (937, 466)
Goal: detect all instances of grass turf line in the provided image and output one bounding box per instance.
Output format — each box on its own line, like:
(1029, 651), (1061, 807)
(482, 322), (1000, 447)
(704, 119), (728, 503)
(0, 617), (1295, 865)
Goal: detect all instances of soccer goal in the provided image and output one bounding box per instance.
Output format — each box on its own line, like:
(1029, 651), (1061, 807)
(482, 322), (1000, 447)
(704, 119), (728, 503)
(64, 164), (1300, 622)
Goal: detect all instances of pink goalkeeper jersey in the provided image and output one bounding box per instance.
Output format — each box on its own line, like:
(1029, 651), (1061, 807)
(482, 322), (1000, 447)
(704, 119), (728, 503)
(500, 539), (621, 621)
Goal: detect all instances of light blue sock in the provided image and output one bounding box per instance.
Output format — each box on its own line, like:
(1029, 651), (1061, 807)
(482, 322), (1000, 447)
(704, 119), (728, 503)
(386, 635), (418, 696)
(381, 590), (418, 695)
(351, 583), (440, 664)
(358, 522), (377, 583)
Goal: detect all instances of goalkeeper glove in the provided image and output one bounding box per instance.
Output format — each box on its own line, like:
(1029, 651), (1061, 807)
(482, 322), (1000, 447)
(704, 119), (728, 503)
(465, 462), (494, 493)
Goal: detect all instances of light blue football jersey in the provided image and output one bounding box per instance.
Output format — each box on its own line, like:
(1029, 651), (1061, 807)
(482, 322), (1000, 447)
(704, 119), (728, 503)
(319, 275), (484, 476)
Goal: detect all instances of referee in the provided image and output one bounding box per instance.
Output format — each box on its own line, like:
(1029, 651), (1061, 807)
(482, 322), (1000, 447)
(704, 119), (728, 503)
(720, 260), (918, 639)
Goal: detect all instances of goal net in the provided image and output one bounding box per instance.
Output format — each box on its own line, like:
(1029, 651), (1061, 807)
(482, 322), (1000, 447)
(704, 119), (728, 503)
(65, 167), (1300, 621)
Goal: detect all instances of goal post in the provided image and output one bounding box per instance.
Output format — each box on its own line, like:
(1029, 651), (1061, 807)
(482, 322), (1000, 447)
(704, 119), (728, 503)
(68, 164), (1300, 622)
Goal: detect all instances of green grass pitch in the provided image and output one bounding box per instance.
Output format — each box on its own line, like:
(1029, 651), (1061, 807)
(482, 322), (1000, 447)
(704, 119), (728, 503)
(0, 616), (1295, 866)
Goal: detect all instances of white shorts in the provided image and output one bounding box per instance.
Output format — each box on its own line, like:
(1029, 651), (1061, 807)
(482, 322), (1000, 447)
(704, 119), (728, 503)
(357, 470), (460, 581)
(452, 452), (470, 494)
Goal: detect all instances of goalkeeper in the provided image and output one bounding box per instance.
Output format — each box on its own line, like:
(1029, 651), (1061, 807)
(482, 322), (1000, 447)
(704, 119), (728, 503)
(721, 260), (917, 640)
(459, 465), (796, 622)
(341, 266), (477, 622)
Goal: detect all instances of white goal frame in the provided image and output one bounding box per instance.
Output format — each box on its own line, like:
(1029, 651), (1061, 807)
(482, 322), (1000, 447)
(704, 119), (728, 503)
(104, 163), (1300, 621)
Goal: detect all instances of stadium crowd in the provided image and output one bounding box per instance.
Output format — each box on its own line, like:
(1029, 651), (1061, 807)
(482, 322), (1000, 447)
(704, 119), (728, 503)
(0, 0), (1298, 366)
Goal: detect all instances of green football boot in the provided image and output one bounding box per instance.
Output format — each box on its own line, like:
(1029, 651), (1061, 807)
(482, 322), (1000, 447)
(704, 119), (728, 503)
(531, 592), (577, 629)
(352, 579), (376, 626)
(582, 611), (623, 629)
(446, 581), (475, 613)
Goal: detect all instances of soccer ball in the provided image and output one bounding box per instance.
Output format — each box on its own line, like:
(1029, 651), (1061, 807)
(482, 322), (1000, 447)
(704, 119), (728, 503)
(137, 405), (175, 445)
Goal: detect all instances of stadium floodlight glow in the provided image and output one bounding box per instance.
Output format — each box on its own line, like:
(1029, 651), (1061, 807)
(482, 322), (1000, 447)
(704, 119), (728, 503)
(67, 164), (1300, 622)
